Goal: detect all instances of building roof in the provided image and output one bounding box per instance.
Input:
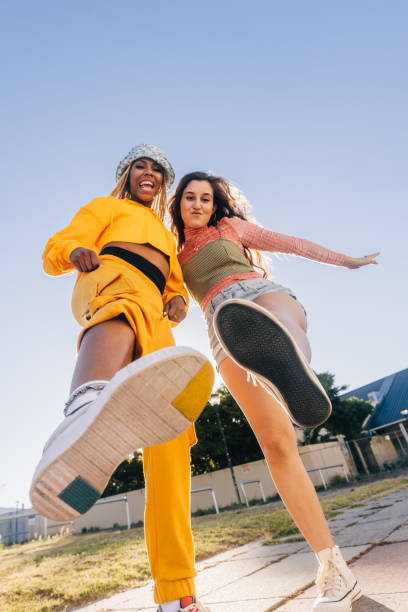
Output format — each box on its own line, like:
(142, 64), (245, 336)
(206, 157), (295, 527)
(0, 507), (16, 516)
(341, 367), (408, 431)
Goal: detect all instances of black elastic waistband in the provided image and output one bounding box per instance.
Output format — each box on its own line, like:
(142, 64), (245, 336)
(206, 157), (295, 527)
(100, 246), (166, 294)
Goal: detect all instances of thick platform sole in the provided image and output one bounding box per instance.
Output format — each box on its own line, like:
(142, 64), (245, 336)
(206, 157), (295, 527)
(30, 346), (214, 522)
(213, 299), (331, 428)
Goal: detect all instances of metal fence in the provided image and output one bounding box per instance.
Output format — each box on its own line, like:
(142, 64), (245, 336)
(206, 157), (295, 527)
(345, 428), (408, 475)
(0, 510), (50, 546)
(0, 495), (130, 546)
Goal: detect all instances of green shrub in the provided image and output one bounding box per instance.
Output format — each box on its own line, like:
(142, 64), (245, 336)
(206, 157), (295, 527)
(329, 475), (347, 487)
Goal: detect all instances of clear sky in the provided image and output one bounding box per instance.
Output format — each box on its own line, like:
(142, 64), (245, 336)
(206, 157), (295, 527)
(1, 1), (407, 508)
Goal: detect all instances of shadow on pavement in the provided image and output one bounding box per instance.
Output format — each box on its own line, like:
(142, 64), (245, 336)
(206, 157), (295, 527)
(355, 596), (395, 611)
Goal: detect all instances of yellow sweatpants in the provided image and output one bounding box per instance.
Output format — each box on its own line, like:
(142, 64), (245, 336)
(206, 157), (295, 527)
(71, 254), (197, 603)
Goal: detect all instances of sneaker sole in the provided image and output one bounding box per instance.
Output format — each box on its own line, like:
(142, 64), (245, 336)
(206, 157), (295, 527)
(30, 346), (214, 522)
(213, 299), (331, 428)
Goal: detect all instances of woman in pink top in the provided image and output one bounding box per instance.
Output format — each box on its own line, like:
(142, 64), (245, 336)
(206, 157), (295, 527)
(169, 171), (379, 612)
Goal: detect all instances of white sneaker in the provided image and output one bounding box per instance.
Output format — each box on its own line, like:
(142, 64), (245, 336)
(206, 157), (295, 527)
(313, 545), (362, 611)
(157, 597), (211, 612)
(30, 346), (214, 522)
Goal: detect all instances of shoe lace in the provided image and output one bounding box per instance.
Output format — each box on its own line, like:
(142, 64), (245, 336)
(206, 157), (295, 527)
(246, 370), (258, 386)
(316, 560), (346, 597)
(64, 382), (106, 416)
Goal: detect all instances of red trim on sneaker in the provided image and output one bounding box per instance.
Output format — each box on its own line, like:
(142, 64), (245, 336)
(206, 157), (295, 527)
(180, 596), (194, 608)
(352, 588), (362, 600)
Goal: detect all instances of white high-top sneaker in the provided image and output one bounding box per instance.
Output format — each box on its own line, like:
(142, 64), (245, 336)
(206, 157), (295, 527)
(157, 597), (211, 612)
(313, 545), (361, 611)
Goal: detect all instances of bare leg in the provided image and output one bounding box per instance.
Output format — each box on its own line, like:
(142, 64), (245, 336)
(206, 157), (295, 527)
(70, 318), (136, 392)
(219, 356), (334, 552)
(254, 292), (311, 362)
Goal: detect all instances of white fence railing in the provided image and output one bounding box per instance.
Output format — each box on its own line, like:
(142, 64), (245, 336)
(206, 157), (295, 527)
(240, 479), (266, 507)
(307, 464), (349, 490)
(191, 487), (219, 514)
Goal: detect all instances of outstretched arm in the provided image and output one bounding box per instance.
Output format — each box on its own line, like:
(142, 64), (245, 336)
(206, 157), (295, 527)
(343, 253), (380, 268)
(229, 217), (380, 269)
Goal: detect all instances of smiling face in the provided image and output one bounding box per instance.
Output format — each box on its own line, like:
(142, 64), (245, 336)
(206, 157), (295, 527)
(180, 180), (216, 228)
(128, 157), (164, 205)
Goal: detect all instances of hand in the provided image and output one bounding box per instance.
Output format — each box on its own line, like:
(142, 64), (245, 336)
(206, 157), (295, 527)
(344, 252), (380, 269)
(163, 295), (187, 323)
(70, 247), (101, 272)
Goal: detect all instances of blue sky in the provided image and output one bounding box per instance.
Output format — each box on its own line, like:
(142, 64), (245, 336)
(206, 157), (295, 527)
(1, 1), (407, 508)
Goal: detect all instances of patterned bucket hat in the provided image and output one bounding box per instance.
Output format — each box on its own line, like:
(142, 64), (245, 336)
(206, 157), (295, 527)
(115, 143), (175, 189)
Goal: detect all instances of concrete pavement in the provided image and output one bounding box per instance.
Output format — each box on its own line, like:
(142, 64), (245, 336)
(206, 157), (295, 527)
(75, 486), (408, 612)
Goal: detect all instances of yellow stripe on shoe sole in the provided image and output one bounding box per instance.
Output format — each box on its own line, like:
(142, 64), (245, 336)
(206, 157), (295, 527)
(172, 361), (214, 422)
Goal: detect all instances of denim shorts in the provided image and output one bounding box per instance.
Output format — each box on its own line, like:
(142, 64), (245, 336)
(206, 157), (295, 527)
(204, 278), (306, 368)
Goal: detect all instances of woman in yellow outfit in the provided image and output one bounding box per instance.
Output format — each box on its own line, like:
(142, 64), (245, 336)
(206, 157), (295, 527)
(30, 144), (213, 612)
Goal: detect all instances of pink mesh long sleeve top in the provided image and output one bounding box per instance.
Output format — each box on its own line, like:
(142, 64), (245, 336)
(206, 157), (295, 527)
(178, 216), (347, 310)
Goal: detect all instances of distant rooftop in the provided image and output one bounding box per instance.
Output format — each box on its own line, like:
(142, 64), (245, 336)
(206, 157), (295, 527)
(341, 367), (408, 431)
(0, 507), (17, 516)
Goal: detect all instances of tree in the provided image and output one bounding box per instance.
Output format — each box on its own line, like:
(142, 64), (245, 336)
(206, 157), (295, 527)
(191, 384), (263, 475)
(302, 372), (372, 445)
(102, 451), (145, 497)
(324, 397), (373, 440)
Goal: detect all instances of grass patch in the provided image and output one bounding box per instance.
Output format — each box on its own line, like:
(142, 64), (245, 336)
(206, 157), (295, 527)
(1, 476), (407, 612)
(325, 510), (344, 517)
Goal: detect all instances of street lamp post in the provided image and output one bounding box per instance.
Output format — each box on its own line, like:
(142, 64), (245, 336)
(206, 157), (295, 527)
(209, 392), (242, 504)
(399, 410), (408, 447)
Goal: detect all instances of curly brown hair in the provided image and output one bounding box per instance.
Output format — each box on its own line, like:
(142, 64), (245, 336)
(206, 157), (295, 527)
(168, 171), (268, 277)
